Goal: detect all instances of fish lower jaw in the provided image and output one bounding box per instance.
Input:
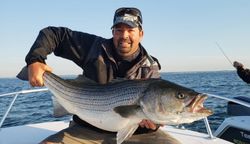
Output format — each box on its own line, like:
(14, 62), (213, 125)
(158, 112), (211, 125)
(166, 118), (204, 125)
(187, 107), (213, 116)
(147, 115), (184, 125)
(197, 109), (213, 116)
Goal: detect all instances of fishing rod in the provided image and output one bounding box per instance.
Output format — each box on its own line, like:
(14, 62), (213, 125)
(215, 42), (233, 66)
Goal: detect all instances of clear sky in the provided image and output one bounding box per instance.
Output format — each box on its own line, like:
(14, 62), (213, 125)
(0, 0), (249, 78)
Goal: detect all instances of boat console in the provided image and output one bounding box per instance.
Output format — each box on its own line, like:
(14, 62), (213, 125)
(214, 116), (250, 144)
(227, 96), (250, 116)
(214, 96), (250, 144)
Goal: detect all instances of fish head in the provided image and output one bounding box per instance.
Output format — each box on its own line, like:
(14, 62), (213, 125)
(140, 79), (213, 125)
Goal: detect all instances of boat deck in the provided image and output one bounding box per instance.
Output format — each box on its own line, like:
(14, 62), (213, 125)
(0, 121), (232, 144)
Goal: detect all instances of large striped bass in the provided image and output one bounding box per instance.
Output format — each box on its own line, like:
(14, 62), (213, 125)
(41, 72), (212, 144)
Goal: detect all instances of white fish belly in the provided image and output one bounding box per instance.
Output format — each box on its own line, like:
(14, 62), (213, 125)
(75, 108), (141, 132)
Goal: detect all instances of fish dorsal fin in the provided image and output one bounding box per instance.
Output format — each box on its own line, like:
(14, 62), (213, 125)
(109, 77), (128, 84)
(117, 124), (139, 144)
(75, 75), (96, 83)
(52, 97), (70, 117)
(67, 76), (129, 86)
(65, 75), (97, 86)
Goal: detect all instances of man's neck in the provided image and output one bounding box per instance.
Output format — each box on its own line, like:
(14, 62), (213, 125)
(118, 47), (141, 62)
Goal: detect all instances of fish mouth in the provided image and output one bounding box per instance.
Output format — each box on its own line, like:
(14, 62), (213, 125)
(187, 94), (212, 115)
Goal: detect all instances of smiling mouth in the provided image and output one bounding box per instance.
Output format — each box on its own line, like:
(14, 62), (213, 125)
(119, 42), (131, 47)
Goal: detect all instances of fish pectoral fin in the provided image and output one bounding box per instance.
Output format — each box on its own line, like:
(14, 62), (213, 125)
(52, 97), (70, 117)
(117, 124), (139, 144)
(114, 105), (141, 118)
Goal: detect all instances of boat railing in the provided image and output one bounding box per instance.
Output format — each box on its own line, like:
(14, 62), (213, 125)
(0, 88), (48, 129)
(204, 93), (250, 139)
(1, 89), (249, 140)
(204, 117), (214, 139)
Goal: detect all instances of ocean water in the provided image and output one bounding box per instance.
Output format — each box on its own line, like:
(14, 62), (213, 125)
(0, 71), (249, 134)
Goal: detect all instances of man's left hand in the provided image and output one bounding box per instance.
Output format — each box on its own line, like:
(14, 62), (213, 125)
(139, 119), (158, 130)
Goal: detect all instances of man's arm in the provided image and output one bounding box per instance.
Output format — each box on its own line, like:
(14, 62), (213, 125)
(237, 68), (250, 83)
(138, 55), (162, 130)
(25, 26), (97, 66)
(25, 26), (98, 86)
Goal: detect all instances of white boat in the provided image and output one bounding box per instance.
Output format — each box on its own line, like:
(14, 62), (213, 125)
(1, 89), (250, 144)
(0, 121), (232, 144)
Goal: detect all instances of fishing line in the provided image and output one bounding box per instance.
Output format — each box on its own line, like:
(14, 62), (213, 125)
(215, 42), (233, 66)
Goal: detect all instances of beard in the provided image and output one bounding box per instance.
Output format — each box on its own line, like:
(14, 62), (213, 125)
(116, 39), (133, 55)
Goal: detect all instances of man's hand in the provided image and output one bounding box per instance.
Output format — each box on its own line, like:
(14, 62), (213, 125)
(139, 119), (158, 130)
(233, 61), (243, 69)
(28, 62), (52, 87)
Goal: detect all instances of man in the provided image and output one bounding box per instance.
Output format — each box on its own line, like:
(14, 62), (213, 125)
(24, 7), (175, 144)
(233, 61), (250, 84)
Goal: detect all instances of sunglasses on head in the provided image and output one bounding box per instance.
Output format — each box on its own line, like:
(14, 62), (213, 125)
(114, 7), (143, 25)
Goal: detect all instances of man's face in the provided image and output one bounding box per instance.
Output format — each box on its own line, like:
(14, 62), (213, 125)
(112, 23), (143, 57)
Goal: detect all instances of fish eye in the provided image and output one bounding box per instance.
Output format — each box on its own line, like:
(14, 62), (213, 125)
(176, 93), (186, 99)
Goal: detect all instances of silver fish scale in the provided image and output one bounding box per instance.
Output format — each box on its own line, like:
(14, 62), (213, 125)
(44, 73), (151, 112)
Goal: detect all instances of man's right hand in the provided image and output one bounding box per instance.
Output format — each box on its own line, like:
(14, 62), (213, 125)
(233, 61), (244, 69)
(28, 62), (52, 87)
